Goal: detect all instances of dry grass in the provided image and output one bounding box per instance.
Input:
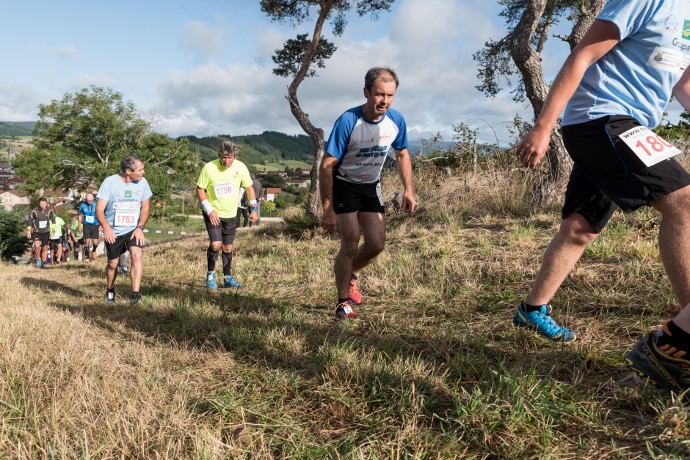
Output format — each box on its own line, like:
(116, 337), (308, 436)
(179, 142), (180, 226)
(1, 159), (690, 458)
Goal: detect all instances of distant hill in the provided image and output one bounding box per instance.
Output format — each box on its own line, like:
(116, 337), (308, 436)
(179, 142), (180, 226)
(183, 131), (315, 166)
(0, 121), (35, 137)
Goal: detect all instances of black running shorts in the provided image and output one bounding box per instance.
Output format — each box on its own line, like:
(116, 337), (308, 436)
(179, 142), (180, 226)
(332, 178), (384, 214)
(105, 230), (145, 260)
(83, 224), (100, 239)
(561, 115), (690, 232)
(203, 211), (238, 245)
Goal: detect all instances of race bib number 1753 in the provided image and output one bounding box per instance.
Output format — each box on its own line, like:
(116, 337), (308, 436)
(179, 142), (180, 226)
(619, 126), (682, 167)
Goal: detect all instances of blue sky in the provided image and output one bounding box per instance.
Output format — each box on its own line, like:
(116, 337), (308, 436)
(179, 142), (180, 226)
(2, 0), (685, 146)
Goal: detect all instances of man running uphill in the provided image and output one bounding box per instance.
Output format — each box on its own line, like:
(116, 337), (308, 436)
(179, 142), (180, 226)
(320, 66), (415, 320)
(513, 0), (690, 392)
(197, 141), (258, 290)
(96, 155), (152, 305)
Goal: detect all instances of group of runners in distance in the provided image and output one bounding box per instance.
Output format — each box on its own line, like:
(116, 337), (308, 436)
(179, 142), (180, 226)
(24, 0), (690, 393)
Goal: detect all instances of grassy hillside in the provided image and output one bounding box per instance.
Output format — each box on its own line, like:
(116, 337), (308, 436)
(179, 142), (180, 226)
(0, 121), (35, 137)
(1, 160), (689, 458)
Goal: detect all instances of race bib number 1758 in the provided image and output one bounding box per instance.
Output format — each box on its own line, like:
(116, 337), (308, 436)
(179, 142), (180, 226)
(619, 126), (682, 167)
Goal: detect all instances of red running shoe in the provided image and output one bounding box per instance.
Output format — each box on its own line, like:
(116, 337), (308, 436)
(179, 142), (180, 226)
(335, 301), (360, 320)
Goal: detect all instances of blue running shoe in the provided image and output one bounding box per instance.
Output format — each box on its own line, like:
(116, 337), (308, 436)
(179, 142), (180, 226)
(513, 302), (577, 343)
(35, 259), (42, 268)
(206, 272), (218, 290)
(224, 275), (241, 288)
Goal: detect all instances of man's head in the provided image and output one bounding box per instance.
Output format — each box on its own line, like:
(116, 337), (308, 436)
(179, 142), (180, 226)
(363, 67), (399, 121)
(85, 192), (94, 204)
(218, 141), (239, 169)
(121, 154), (145, 183)
(38, 197), (47, 210)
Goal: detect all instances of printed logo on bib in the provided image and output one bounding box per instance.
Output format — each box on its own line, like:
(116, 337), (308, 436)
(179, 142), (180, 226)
(213, 182), (234, 198)
(125, 190), (132, 198)
(112, 201), (140, 227)
(619, 127), (682, 167)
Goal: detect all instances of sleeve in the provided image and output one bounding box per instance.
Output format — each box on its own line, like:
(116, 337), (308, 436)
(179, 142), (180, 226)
(96, 178), (111, 204)
(387, 110), (409, 151)
(325, 111), (357, 160)
(78, 203), (84, 215)
(196, 164), (210, 189)
(240, 165), (253, 188)
(596, 0), (658, 40)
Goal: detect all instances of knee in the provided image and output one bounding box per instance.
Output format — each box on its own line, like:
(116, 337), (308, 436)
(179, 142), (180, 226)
(559, 217), (598, 246)
(209, 242), (222, 252)
(364, 239), (385, 256)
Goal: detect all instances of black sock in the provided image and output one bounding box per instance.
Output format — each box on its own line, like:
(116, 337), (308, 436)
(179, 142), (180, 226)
(338, 297), (349, 305)
(107, 288), (115, 294)
(222, 251), (233, 276)
(351, 274), (358, 281)
(207, 247), (219, 271)
(521, 302), (544, 313)
(657, 320), (690, 351)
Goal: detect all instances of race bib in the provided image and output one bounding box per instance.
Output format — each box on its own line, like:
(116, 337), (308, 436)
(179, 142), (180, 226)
(113, 201), (140, 227)
(213, 182), (234, 198)
(85, 215), (95, 224)
(38, 221), (47, 229)
(619, 127), (682, 167)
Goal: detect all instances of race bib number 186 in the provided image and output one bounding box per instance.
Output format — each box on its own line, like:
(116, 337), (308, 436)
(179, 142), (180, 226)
(619, 126), (682, 167)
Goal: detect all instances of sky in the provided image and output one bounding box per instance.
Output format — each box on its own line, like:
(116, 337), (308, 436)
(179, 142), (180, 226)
(1, 0), (685, 148)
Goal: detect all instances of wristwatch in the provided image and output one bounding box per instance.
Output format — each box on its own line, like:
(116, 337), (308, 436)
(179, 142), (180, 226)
(136, 225), (146, 231)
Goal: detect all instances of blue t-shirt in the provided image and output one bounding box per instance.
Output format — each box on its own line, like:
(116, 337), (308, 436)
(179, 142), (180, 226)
(78, 202), (98, 226)
(325, 106), (408, 184)
(563, 0), (690, 128)
(96, 174), (153, 237)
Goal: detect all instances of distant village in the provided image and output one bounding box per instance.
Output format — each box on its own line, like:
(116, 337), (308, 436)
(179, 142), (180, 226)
(0, 144), (312, 214)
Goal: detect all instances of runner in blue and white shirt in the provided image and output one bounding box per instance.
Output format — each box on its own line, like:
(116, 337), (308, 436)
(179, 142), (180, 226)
(78, 192), (101, 263)
(96, 154), (152, 306)
(319, 66), (416, 320)
(514, 0), (690, 391)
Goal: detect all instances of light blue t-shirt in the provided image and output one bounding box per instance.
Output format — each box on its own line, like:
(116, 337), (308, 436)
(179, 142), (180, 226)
(563, 0), (690, 128)
(325, 106), (408, 184)
(96, 174), (153, 237)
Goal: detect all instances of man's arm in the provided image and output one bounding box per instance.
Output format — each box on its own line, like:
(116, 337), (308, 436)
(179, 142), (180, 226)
(673, 66), (690, 110)
(245, 185), (259, 222)
(95, 199), (115, 244)
(319, 154), (338, 232)
(132, 199), (150, 244)
(394, 148), (415, 212)
(196, 187), (220, 225)
(516, 19), (620, 168)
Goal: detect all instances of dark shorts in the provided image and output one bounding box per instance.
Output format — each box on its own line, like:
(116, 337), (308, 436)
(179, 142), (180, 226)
(561, 115), (690, 232)
(332, 178), (385, 214)
(32, 232), (50, 246)
(203, 211), (238, 245)
(105, 230), (145, 260)
(83, 224), (100, 239)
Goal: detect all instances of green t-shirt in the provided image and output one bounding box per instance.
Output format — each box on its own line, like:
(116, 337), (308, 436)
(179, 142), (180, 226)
(196, 159), (252, 219)
(70, 219), (83, 238)
(50, 216), (66, 239)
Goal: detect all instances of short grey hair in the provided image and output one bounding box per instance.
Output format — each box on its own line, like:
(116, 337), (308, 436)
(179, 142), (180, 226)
(120, 154), (142, 173)
(364, 67), (399, 91)
(218, 141), (239, 156)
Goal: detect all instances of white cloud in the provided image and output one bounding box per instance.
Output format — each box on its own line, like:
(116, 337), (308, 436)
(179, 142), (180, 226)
(55, 43), (79, 60)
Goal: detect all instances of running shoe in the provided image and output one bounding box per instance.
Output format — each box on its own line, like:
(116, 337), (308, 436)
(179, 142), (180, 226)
(206, 272), (218, 290)
(349, 277), (363, 305)
(224, 275), (241, 288)
(105, 290), (115, 305)
(625, 328), (690, 392)
(130, 292), (141, 305)
(513, 302), (577, 343)
(118, 265), (129, 276)
(335, 301), (360, 320)
(35, 259), (42, 268)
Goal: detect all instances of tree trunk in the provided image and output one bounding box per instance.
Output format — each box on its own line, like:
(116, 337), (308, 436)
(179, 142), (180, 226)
(510, 0), (604, 206)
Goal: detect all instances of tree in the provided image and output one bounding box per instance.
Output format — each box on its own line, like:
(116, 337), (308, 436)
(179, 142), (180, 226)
(0, 208), (30, 261)
(261, 0), (397, 217)
(12, 86), (199, 206)
(474, 0), (604, 204)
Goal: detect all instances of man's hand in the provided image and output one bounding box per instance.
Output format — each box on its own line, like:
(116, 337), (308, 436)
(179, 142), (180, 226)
(207, 209), (220, 226)
(131, 228), (145, 245)
(321, 208), (337, 233)
(515, 126), (553, 169)
(249, 211), (258, 223)
(401, 192), (416, 213)
(103, 227), (116, 244)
